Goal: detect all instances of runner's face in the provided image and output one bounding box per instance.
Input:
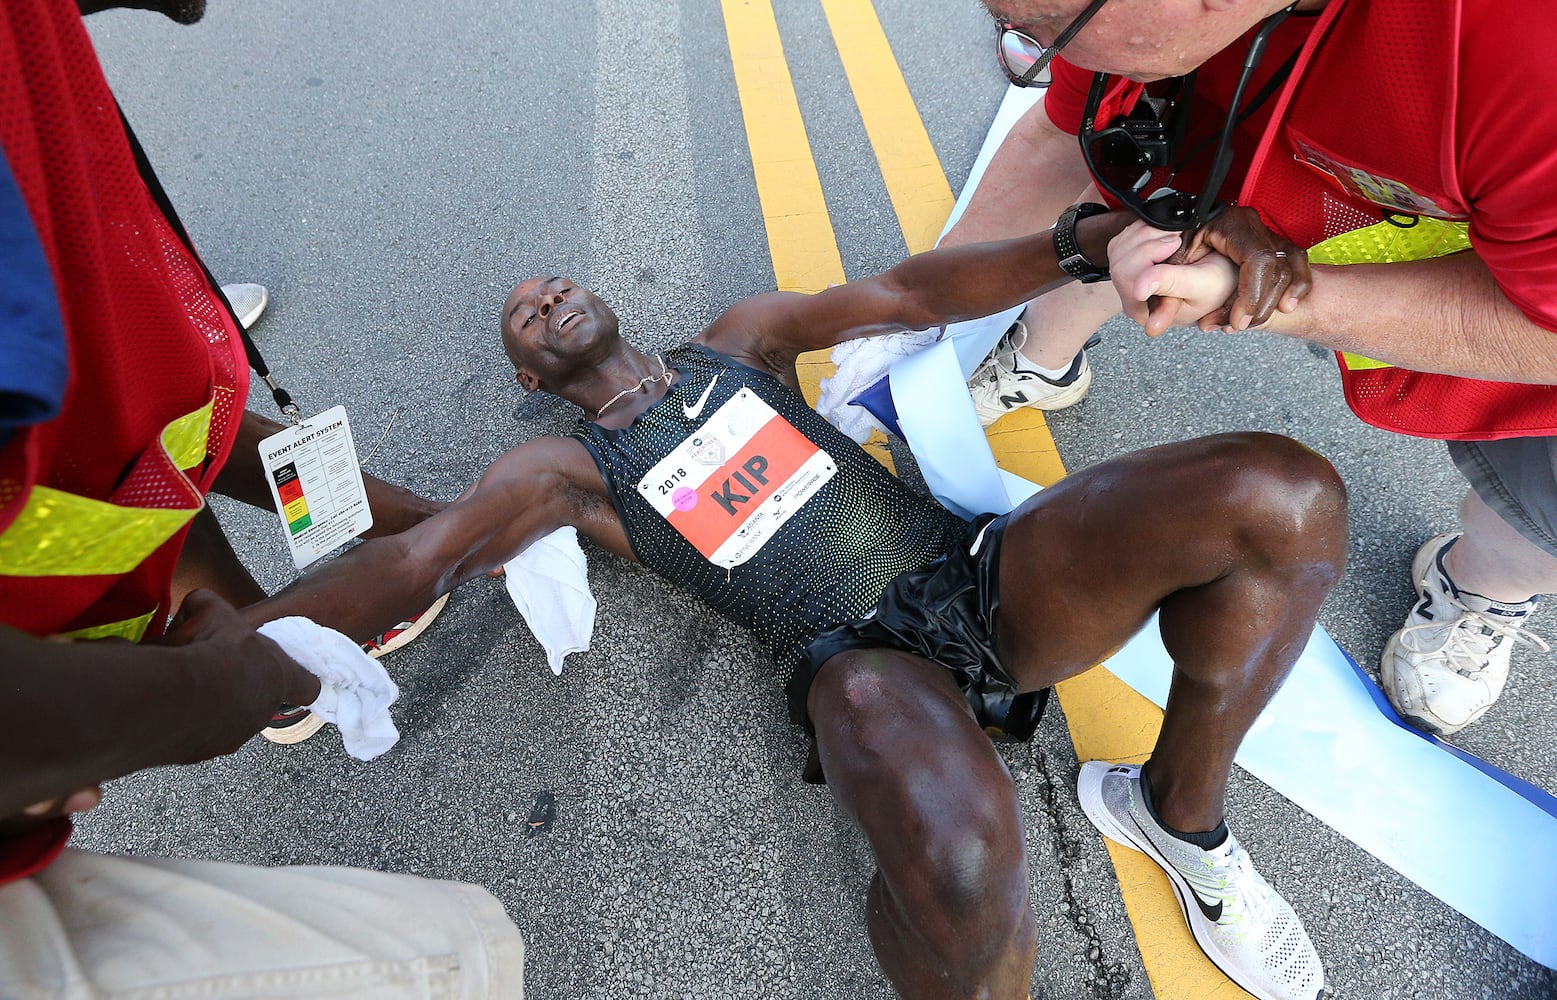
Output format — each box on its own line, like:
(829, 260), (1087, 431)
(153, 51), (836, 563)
(501, 276), (620, 385)
(985, 0), (1273, 81)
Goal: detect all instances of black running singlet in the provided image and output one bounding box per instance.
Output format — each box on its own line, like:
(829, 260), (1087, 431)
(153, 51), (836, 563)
(571, 344), (969, 670)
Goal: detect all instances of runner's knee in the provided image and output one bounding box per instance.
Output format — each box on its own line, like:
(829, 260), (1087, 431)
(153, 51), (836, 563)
(811, 652), (1029, 934)
(1216, 432), (1348, 575)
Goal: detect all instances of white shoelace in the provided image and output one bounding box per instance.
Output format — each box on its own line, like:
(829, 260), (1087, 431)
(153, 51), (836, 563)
(1395, 604), (1549, 678)
(1218, 844), (1274, 927)
(973, 320), (1030, 384)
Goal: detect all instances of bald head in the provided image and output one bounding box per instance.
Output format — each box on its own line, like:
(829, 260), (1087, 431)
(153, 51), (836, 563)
(499, 276), (622, 393)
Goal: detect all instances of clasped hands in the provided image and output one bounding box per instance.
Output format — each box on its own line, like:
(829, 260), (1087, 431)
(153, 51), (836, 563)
(1107, 206), (1312, 338)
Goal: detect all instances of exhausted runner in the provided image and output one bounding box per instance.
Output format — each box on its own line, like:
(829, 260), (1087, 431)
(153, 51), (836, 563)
(257, 208), (1342, 1000)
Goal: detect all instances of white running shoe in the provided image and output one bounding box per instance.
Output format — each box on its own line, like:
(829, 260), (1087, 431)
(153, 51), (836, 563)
(967, 320), (1092, 427)
(220, 282), (269, 330)
(1077, 761), (1325, 1000)
(1380, 533), (1546, 736)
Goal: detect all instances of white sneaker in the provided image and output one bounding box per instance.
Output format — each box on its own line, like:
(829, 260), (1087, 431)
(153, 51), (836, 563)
(1077, 762), (1325, 1000)
(967, 320), (1092, 427)
(1380, 533), (1546, 736)
(220, 282), (269, 330)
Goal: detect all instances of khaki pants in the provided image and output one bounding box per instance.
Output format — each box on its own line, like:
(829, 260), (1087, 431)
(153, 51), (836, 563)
(0, 850), (526, 999)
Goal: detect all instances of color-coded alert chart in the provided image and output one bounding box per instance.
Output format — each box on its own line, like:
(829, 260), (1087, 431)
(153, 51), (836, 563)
(272, 461), (312, 534)
(257, 405), (374, 569)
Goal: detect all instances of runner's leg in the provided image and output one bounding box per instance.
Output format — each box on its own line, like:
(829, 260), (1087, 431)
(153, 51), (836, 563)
(808, 648), (1037, 1000)
(992, 432), (1348, 833)
(171, 506), (267, 613)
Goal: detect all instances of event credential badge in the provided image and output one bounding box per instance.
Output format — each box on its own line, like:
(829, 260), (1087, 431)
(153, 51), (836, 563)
(637, 388), (836, 568)
(257, 405), (374, 570)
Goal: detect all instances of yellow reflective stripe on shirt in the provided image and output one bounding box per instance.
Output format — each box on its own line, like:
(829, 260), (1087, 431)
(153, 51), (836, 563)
(58, 609), (156, 643)
(0, 484), (200, 576)
(162, 398), (214, 470)
(1307, 217), (1472, 373)
(0, 399), (212, 577)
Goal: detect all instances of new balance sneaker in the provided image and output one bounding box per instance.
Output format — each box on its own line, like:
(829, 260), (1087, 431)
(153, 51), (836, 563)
(1077, 761), (1325, 1000)
(362, 592), (451, 659)
(1380, 533), (1546, 736)
(261, 703), (326, 745)
(967, 320), (1093, 427)
(220, 282), (269, 330)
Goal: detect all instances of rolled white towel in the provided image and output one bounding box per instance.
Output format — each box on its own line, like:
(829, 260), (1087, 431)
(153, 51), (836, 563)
(258, 616), (400, 761)
(816, 328), (942, 442)
(503, 526), (597, 676)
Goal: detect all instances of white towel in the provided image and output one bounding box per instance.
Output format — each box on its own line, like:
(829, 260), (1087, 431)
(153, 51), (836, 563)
(503, 526), (597, 675)
(258, 616), (400, 760)
(816, 328), (943, 442)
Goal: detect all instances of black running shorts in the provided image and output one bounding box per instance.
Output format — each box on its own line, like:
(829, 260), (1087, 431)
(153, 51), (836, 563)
(791, 512), (1050, 775)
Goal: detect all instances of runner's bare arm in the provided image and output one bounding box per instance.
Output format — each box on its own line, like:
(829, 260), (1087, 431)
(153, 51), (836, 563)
(698, 212), (1133, 373)
(243, 436), (630, 642)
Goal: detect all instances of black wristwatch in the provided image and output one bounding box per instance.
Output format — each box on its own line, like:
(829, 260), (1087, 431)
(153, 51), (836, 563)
(1053, 202), (1112, 283)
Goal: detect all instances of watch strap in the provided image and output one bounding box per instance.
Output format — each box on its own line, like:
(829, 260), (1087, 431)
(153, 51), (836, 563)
(1054, 202), (1111, 284)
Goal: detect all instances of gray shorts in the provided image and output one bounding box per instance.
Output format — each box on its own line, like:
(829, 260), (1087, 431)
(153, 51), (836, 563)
(1449, 436), (1557, 556)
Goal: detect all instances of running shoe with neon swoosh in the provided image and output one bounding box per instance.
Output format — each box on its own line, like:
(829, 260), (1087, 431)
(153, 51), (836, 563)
(1077, 761), (1325, 1000)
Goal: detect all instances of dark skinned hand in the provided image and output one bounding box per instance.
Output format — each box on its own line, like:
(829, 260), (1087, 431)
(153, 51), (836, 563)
(0, 593), (319, 836)
(155, 588), (322, 764)
(1144, 206), (1313, 337)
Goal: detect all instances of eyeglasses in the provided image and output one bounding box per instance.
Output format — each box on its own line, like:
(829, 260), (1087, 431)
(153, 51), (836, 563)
(1078, 5), (1294, 230)
(995, 0), (1110, 88)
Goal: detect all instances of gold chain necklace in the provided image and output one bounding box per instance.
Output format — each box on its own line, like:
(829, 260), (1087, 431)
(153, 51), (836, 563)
(595, 355), (673, 419)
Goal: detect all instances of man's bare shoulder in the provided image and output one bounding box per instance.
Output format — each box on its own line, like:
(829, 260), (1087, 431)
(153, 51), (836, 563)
(485, 432), (633, 559)
(695, 290), (812, 384)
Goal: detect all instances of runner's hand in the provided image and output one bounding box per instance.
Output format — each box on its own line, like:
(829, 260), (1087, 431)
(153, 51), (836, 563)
(1110, 222), (1241, 336)
(1179, 206), (1312, 332)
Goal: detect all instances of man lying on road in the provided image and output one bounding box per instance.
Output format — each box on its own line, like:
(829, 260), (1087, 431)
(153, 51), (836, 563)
(253, 208), (1342, 1000)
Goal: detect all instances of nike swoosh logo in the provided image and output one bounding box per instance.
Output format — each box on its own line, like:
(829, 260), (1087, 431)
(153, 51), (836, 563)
(682, 371), (722, 419)
(1189, 888), (1223, 923)
(1128, 813), (1223, 922)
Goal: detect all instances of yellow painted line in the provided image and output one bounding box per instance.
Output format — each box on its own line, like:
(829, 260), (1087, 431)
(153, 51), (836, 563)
(720, 0), (893, 470)
(815, 0), (1063, 486)
(720, 3), (1229, 995)
(718, 0), (845, 295)
(984, 410), (1066, 488)
(817, 0), (955, 254)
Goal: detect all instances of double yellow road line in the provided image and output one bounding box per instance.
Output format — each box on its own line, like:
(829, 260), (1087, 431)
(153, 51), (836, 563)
(715, 1), (1243, 995)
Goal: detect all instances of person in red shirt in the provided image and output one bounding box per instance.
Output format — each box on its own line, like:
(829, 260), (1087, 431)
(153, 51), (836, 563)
(952, 0), (1557, 995)
(966, 1), (1557, 744)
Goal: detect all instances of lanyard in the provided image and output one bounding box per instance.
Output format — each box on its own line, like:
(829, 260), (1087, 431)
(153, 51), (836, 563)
(115, 104), (301, 425)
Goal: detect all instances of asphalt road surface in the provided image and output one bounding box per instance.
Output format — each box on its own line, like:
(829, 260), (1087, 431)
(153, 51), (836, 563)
(74, 2), (1557, 998)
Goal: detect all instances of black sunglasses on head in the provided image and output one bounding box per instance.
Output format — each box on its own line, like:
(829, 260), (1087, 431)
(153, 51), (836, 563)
(1078, 5), (1295, 231)
(995, 0), (1110, 88)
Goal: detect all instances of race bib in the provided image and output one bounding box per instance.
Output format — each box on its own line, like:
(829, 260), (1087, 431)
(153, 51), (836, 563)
(637, 388), (836, 568)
